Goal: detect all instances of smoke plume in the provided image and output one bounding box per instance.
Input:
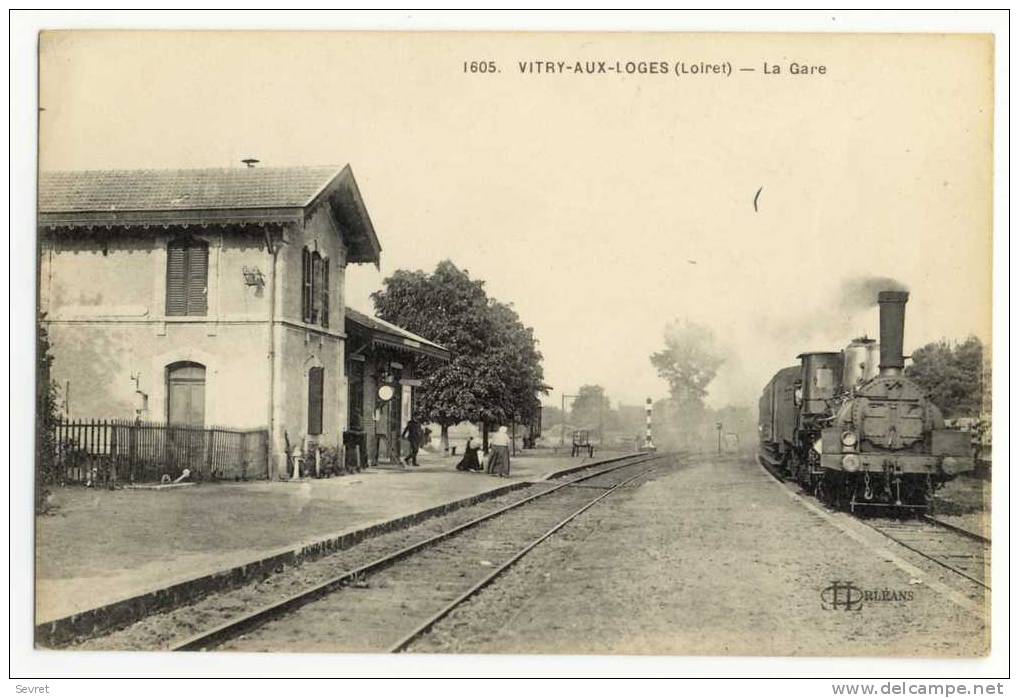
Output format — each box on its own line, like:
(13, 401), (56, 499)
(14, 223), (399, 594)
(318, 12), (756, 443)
(837, 276), (910, 313)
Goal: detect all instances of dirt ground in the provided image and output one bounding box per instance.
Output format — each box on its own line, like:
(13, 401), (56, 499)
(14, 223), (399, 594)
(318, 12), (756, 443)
(36, 449), (607, 622)
(413, 455), (989, 657)
(71, 479), (561, 650)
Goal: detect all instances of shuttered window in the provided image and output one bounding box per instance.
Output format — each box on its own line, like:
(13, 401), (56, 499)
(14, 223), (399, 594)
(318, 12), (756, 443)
(311, 253), (322, 325)
(308, 367), (324, 435)
(166, 239), (208, 316)
(301, 247), (330, 328)
(321, 258), (330, 328)
(302, 247), (313, 323)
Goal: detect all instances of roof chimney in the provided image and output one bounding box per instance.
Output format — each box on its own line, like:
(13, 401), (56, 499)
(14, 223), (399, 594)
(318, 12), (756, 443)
(878, 291), (909, 375)
(241, 158), (260, 168)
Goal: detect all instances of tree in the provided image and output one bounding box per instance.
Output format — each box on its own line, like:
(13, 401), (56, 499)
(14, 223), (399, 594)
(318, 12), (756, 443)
(484, 299), (549, 432)
(649, 320), (726, 449)
(541, 405), (565, 428)
(650, 320), (725, 403)
(569, 385), (615, 439)
(371, 260), (548, 451)
(36, 314), (60, 512)
(906, 336), (986, 419)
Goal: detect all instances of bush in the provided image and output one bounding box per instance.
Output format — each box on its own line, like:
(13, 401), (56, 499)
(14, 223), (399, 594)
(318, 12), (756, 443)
(36, 316), (61, 512)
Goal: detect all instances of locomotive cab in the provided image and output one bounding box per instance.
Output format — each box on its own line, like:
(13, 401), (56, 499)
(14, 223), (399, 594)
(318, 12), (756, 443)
(782, 351), (843, 489)
(796, 352), (842, 418)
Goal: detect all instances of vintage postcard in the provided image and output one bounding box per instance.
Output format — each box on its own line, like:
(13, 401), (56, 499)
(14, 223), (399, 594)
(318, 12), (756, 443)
(29, 27), (996, 668)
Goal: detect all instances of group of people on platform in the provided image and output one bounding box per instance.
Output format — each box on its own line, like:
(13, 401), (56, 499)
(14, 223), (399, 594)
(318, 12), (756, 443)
(455, 427), (511, 477)
(401, 416), (512, 477)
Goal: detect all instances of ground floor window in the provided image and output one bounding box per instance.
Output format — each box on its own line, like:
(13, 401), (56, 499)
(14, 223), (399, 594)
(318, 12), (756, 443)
(167, 361), (206, 427)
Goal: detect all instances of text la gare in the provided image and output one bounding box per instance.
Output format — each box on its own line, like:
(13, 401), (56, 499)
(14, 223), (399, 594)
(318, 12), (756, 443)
(764, 62), (827, 75)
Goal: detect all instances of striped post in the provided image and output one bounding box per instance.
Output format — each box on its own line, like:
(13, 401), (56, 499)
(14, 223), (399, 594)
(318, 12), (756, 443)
(645, 397), (655, 451)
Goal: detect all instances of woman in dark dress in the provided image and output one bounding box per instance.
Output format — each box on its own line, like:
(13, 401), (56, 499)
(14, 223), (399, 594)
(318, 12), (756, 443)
(486, 426), (511, 477)
(455, 437), (482, 472)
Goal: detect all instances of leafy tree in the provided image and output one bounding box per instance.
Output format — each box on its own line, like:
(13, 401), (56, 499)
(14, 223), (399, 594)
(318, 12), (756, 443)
(568, 384), (620, 439)
(906, 336), (986, 419)
(371, 260), (548, 451)
(36, 314), (60, 512)
(485, 299), (549, 432)
(650, 320), (725, 404)
(649, 320), (725, 449)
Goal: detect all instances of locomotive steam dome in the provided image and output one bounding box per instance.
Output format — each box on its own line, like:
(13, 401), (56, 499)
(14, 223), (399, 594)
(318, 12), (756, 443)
(842, 336), (880, 390)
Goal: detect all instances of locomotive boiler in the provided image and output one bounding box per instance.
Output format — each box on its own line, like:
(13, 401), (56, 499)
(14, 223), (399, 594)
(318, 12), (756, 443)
(758, 291), (974, 512)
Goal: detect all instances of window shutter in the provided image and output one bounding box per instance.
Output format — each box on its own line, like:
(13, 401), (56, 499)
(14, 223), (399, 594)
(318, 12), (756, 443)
(166, 244), (188, 316)
(311, 252), (322, 325)
(302, 248), (311, 323)
(186, 244), (208, 316)
(308, 367), (324, 435)
(321, 258), (329, 328)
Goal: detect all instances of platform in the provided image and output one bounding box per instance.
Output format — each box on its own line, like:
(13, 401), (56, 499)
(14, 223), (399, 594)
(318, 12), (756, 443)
(35, 449), (623, 631)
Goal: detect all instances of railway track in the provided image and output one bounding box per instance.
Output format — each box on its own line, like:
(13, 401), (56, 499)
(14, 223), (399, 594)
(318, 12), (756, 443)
(170, 451), (672, 653)
(921, 514), (990, 545)
(756, 454), (990, 593)
(860, 517), (990, 591)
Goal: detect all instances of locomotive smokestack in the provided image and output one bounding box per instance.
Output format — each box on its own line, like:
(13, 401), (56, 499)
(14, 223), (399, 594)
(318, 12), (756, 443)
(878, 291), (909, 375)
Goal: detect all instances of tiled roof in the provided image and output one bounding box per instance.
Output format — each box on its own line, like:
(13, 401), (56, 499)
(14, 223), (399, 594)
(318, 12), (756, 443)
(37, 165), (383, 265)
(346, 307), (450, 360)
(39, 166), (342, 213)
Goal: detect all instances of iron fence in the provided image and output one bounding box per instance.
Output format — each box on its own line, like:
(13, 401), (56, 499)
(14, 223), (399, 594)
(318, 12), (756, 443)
(50, 418), (269, 486)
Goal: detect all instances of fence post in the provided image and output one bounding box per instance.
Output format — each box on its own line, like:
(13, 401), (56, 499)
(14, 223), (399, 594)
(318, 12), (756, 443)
(129, 419), (137, 484)
(206, 428), (215, 479)
(264, 432), (270, 480)
(107, 419), (117, 488)
(239, 432), (248, 481)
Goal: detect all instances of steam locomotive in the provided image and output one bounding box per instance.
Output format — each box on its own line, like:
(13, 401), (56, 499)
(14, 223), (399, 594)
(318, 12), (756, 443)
(758, 291), (974, 512)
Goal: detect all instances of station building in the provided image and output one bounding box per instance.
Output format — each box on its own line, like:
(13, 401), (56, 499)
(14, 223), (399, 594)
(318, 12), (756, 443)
(344, 308), (450, 465)
(38, 165), (448, 479)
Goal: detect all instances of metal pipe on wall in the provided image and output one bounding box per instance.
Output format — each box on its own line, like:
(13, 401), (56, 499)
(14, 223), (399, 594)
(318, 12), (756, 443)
(265, 228), (280, 479)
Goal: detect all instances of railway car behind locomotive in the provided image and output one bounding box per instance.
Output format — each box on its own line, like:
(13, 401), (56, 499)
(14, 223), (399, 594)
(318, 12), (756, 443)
(758, 365), (799, 470)
(759, 291), (975, 512)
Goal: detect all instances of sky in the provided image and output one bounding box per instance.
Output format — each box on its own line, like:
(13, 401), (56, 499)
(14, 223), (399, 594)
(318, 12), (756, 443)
(38, 31), (993, 409)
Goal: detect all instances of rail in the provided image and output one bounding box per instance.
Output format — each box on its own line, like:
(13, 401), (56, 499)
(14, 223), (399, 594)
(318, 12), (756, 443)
(170, 451), (668, 651)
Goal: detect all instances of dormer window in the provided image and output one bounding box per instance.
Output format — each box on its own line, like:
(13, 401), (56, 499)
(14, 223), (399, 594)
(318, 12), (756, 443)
(166, 237), (208, 316)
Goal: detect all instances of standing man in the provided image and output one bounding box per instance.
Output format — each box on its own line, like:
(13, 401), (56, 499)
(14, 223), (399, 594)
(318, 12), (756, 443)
(402, 415), (424, 467)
